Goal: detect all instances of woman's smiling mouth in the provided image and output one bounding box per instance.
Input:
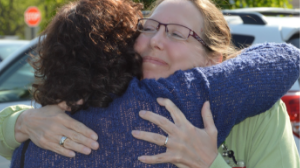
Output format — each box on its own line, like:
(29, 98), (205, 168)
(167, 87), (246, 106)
(143, 56), (168, 66)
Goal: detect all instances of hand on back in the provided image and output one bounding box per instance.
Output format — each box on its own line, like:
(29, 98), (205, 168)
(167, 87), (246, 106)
(15, 101), (99, 157)
(132, 98), (218, 168)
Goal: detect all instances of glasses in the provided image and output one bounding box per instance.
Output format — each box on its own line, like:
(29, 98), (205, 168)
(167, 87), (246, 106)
(137, 18), (208, 47)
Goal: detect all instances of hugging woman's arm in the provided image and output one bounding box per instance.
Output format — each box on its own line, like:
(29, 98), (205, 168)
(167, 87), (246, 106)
(10, 42), (300, 168)
(1, 0), (300, 167)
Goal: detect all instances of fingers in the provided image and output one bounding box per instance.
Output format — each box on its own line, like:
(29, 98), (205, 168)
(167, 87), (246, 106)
(138, 153), (173, 164)
(201, 101), (217, 135)
(63, 128), (99, 150)
(76, 99), (84, 105)
(57, 99), (84, 111)
(38, 123), (98, 156)
(47, 142), (76, 157)
(58, 101), (72, 111)
(60, 117), (99, 152)
(21, 105), (99, 158)
(62, 138), (92, 155)
(139, 110), (177, 135)
(61, 114), (98, 142)
(156, 98), (187, 125)
(132, 130), (167, 146)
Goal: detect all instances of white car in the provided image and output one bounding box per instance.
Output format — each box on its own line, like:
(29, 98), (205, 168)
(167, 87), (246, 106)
(0, 40), (29, 62)
(0, 39), (38, 110)
(0, 39), (37, 168)
(0, 8), (299, 167)
(223, 7), (300, 155)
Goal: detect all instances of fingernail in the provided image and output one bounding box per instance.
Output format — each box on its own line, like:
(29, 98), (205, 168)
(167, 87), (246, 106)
(139, 110), (146, 116)
(157, 97), (164, 103)
(91, 142), (99, 149)
(83, 147), (91, 154)
(207, 101), (210, 107)
(138, 156), (145, 162)
(69, 151), (76, 157)
(91, 134), (98, 140)
(205, 101), (210, 109)
(132, 130), (140, 136)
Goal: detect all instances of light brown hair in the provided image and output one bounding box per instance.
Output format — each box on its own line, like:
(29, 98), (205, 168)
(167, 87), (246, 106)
(149, 0), (240, 62)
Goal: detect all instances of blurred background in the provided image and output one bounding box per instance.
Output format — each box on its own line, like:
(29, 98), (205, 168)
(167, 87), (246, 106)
(0, 0), (299, 40)
(0, 0), (299, 168)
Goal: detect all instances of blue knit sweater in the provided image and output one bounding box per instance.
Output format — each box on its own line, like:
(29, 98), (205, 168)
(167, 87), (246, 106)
(11, 43), (300, 168)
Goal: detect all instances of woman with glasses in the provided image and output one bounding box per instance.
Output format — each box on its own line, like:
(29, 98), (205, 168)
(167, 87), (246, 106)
(2, 0), (300, 167)
(137, 18), (208, 47)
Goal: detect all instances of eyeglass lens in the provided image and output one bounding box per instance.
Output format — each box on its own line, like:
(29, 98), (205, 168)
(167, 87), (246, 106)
(138, 19), (190, 40)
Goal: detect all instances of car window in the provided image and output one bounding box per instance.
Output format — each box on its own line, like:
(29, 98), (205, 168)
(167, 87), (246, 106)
(0, 52), (35, 103)
(0, 44), (26, 60)
(288, 35), (300, 90)
(288, 34), (300, 48)
(231, 34), (255, 49)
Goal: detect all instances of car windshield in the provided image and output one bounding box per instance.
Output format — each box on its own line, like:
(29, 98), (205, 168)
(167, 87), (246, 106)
(0, 43), (28, 60)
(0, 52), (35, 103)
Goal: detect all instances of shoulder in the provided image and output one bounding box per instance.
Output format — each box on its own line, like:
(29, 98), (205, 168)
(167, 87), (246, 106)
(223, 100), (299, 168)
(243, 43), (299, 54)
(229, 100), (289, 143)
(226, 100), (287, 135)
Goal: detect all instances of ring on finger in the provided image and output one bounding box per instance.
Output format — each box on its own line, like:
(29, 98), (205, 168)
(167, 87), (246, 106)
(59, 136), (68, 147)
(163, 136), (169, 147)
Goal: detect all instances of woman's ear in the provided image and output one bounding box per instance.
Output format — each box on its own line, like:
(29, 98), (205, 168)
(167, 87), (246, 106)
(205, 53), (222, 66)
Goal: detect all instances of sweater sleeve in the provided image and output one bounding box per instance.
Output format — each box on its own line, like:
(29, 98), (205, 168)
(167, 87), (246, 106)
(140, 43), (300, 146)
(0, 105), (32, 160)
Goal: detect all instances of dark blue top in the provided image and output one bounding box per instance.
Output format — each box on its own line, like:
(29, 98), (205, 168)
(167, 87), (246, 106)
(11, 43), (300, 168)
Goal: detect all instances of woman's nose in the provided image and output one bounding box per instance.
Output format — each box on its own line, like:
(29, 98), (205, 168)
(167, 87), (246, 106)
(150, 26), (166, 50)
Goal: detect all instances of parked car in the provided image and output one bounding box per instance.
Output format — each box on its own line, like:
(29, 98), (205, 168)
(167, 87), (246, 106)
(0, 39), (37, 168)
(0, 40), (29, 62)
(0, 8), (299, 167)
(0, 39), (38, 110)
(223, 7), (300, 155)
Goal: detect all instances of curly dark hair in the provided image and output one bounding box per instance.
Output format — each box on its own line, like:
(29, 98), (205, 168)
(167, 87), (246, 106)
(30, 0), (143, 112)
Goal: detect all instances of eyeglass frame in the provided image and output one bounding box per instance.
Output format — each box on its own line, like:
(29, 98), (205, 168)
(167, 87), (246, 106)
(137, 18), (208, 47)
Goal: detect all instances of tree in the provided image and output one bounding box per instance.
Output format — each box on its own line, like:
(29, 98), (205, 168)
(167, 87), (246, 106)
(0, 0), (69, 38)
(138, 0), (293, 10)
(213, 0), (293, 9)
(39, 0), (70, 32)
(0, 0), (293, 39)
(0, 0), (35, 37)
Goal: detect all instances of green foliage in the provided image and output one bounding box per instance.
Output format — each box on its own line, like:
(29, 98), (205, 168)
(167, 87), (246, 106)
(133, 0), (153, 9)
(0, 0), (69, 39)
(0, 0), (40, 37)
(39, 0), (70, 33)
(137, 0), (293, 10)
(0, 0), (294, 39)
(212, 0), (293, 9)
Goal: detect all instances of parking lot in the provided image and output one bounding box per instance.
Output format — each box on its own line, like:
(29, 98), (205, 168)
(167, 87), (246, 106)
(0, 6), (299, 168)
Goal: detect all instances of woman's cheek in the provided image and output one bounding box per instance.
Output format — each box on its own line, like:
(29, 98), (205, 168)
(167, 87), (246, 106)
(134, 35), (148, 53)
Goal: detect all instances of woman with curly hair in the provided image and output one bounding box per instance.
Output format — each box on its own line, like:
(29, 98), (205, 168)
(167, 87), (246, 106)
(0, 0), (299, 167)
(29, 0), (143, 111)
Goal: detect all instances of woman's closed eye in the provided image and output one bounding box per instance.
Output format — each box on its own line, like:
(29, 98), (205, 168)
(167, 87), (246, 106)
(143, 27), (156, 31)
(142, 25), (157, 32)
(169, 31), (185, 39)
(170, 32), (183, 38)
